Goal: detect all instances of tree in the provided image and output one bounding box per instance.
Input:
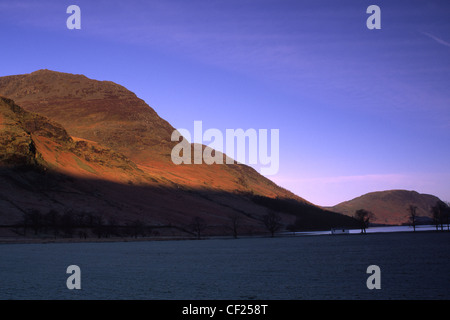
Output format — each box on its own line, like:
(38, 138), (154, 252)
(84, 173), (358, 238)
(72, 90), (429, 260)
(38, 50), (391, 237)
(354, 209), (374, 234)
(431, 204), (441, 231)
(262, 211), (282, 237)
(92, 215), (105, 238)
(444, 202), (450, 231)
(105, 217), (120, 238)
(228, 213), (241, 239)
(44, 209), (61, 238)
(190, 216), (207, 239)
(26, 209), (43, 235)
(129, 219), (145, 238)
(431, 201), (449, 231)
(22, 212), (31, 236)
(61, 211), (75, 237)
(75, 212), (88, 228)
(407, 205), (418, 232)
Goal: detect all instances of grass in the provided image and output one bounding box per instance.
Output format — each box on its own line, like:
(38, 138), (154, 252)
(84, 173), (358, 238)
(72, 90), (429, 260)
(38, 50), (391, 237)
(73, 155), (97, 174)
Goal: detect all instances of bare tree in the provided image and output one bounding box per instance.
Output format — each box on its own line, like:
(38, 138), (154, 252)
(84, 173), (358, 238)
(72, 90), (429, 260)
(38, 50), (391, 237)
(44, 209), (60, 238)
(431, 204), (441, 231)
(61, 211), (75, 238)
(106, 217), (119, 238)
(92, 215), (105, 238)
(27, 209), (43, 235)
(439, 201), (449, 231)
(75, 212), (88, 228)
(354, 209), (374, 234)
(228, 213), (241, 239)
(22, 212), (31, 236)
(431, 201), (450, 231)
(444, 202), (450, 231)
(262, 211), (282, 237)
(190, 216), (207, 239)
(129, 219), (145, 238)
(407, 205), (418, 232)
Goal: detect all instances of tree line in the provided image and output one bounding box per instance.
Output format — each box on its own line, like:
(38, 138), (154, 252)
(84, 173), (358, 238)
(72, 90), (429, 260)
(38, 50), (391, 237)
(188, 211), (282, 239)
(15, 208), (284, 240)
(354, 200), (450, 233)
(407, 200), (450, 232)
(19, 199), (448, 240)
(19, 209), (154, 239)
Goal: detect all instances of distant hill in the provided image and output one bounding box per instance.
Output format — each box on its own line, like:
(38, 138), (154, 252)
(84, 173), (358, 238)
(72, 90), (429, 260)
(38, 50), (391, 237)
(328, 190), (442, 225)
(0, 70), (358, 237)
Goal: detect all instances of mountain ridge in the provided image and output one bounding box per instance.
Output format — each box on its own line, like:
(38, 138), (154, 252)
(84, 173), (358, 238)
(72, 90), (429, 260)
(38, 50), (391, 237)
(0, 70), (307, 201)
(0, 70), (359, 237)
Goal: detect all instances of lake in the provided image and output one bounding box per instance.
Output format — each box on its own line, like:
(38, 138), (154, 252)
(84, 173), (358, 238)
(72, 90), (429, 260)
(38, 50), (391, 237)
(0, 231), (449, 300)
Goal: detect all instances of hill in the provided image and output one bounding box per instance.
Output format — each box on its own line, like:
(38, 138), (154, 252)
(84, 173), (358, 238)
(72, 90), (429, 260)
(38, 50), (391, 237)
(0, 69), (306, 199)
(0, 71), (358, 237)
(329, 190), (442, 225)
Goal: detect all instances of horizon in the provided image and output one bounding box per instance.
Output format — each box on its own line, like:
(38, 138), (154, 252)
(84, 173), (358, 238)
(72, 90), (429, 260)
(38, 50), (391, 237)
(0, 0), (449, 206)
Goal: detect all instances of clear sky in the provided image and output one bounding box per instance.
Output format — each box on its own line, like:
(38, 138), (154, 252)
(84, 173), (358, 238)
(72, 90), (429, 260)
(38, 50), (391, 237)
(1, 0), (449, 206)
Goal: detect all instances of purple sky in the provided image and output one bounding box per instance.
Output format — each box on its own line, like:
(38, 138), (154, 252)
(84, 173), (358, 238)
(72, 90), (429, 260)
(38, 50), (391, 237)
(1, 0), (449, 205)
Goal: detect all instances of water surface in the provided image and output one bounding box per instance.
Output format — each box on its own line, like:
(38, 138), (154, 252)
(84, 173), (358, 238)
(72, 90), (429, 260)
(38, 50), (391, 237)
(0, 232), (449, 299)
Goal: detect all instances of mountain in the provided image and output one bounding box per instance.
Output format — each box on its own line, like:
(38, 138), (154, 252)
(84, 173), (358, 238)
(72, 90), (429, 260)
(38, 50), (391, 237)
(0, 70), (358, 237)
(329, 190), (442, 225)
(0, 69), (174, 164)
(0, 69), (302, 198)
